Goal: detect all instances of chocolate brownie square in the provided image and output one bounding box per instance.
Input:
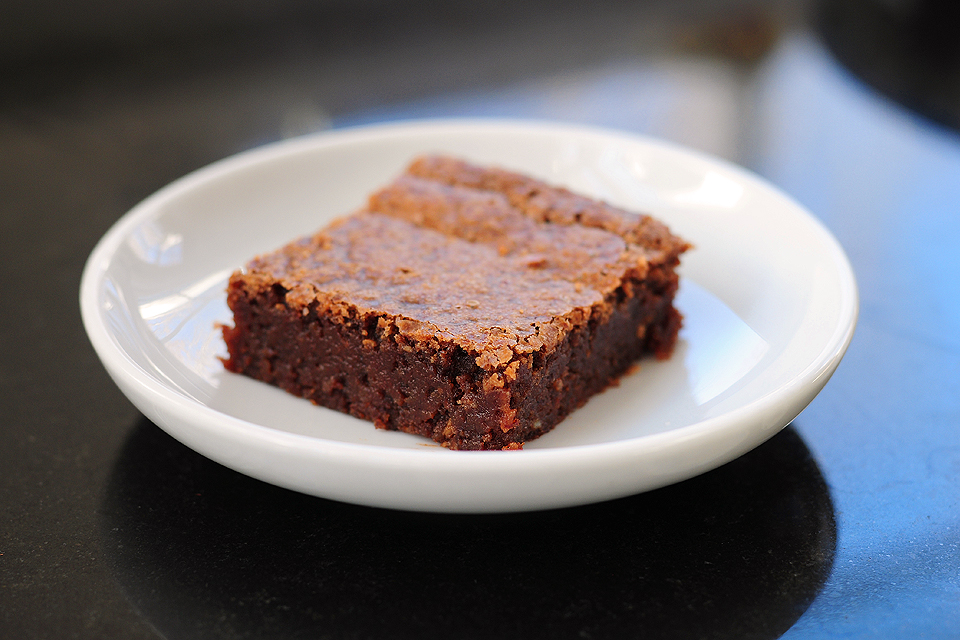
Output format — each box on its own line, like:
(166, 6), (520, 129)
(222, 156), (689, 450)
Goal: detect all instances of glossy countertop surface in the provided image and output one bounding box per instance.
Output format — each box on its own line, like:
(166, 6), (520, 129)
(2, 1), (958, 637)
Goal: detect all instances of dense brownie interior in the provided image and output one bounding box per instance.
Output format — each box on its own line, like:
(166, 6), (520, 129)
(222, 156), (689, 450)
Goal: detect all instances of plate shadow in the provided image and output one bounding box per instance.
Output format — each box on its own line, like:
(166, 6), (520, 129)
(100, 419), (835, 640)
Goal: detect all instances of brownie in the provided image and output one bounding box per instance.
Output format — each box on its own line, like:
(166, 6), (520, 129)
(222, 155), (690, 450)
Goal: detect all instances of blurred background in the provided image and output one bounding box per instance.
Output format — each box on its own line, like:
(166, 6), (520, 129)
(5, 0), (960, 222)
(3, 0), (960, 638)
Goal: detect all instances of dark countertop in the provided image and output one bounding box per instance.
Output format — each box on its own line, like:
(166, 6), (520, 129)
(2, 1), (958, 637)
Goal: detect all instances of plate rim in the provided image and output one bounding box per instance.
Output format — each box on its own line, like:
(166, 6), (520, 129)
(80, 117), (859, 511)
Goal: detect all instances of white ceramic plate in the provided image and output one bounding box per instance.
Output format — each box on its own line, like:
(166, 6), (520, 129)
(80, 119), (857, 513)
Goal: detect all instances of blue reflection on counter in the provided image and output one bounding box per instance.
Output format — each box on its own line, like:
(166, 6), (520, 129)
(753, 36), (960, 637)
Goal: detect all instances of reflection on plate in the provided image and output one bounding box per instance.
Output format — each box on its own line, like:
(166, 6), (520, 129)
(80, 119), (858, 513)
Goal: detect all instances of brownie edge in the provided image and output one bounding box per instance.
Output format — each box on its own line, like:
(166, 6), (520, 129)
(222, 156), (690, 450)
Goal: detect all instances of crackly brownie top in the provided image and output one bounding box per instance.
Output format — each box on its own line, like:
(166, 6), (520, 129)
(240, 155), (688, 370)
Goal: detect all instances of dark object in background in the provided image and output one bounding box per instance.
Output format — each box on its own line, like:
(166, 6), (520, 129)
(820, 0), (960, 130)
